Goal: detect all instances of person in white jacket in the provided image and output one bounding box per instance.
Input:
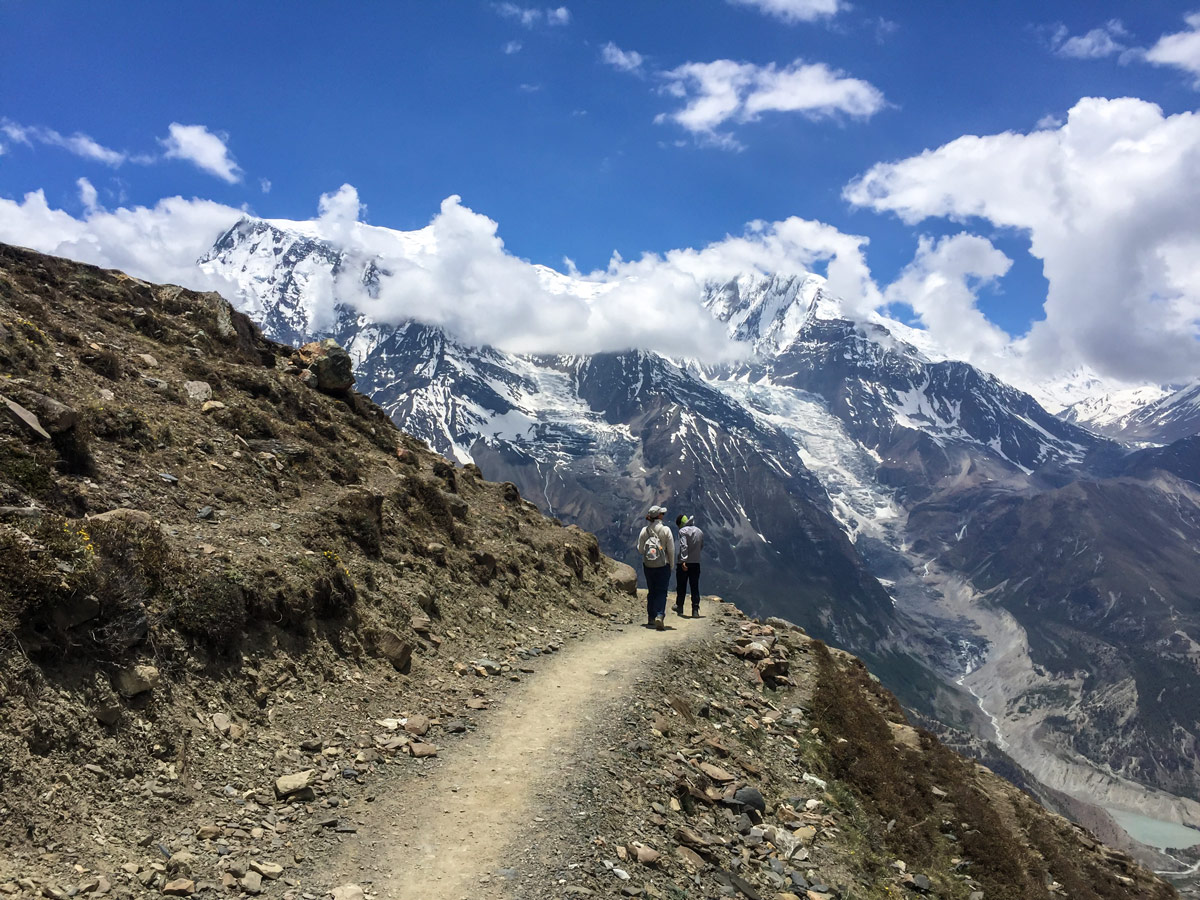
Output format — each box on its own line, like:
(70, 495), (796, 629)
(636, 505), (675, 630)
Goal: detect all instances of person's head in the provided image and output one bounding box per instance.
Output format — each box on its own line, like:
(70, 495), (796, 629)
(676, 514), (686, 528)
(646, 504), (665, 520)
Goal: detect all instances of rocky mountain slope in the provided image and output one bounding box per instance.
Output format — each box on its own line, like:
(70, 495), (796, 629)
(0, 244), (1187, 899)
(190, 215), (1200, 858)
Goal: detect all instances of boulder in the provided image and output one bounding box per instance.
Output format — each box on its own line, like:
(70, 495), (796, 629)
(274, 769), (316, 799)
(297, 339), (354, 394)
(378, 630), (414, 673)
(115, 664), (159, 698)
(88, 508), (153, 527)
(607, 561), (638, 596)
(182, 381), (212, 402)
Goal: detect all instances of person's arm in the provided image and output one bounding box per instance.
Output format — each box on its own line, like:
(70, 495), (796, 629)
(636, 527), (646, 555)
(663, 524), (675, 568)
(680, 530), (689, 569)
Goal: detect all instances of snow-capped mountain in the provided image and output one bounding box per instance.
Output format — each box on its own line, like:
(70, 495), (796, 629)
(1065, 378), (1200, 445)
(199, 215), (1200, 836)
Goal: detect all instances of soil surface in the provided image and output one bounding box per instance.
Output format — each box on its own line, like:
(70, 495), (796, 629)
(333, 611), (714, 900)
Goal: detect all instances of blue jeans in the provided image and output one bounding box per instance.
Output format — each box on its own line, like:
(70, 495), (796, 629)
(644, 564), (671, 621)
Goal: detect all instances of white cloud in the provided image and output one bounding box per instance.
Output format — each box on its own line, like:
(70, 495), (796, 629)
(495, 4), (569, 28)
(1050, 20), (1127, 59)
(1145, 11), (1200, 85)
(260, 178), (272, 194)
(883, 234), (1012, 362)
(76, 178), (99, 214)
(658, 58), (885, 147)
(160, 123), (242, 183)
(601, 42), (644, 74)
(0, 119), (126, 166)
(503, 40), (523, 54)
(845, 96), (1200, 384)
(0, 182), (896, 362)
(726, 0), (843, 23)
(0, 189), (244, 297)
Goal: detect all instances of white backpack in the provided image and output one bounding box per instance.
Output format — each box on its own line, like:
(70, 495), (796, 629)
(642, 529), (663, 564)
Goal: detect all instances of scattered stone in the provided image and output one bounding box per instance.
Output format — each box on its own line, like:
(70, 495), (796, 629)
(698, 762), (736, 783)
(136, 353), (159, 368)
(249, 862), (283, 880)
(2, 394), (51, 440)
(162, 879), (194, 896)
(201, 399), (226, 413)
(182, 381), (212, 402)
(404, 714), (431, 736)
(733, 785), (765, 812)
(408, 742), (438, 758)
(472, 659), (502, 677)
(275, 770), (316, 799)
(116, 664), (160, 697)
(329, 885), (364, 900)
(378, 630), (414, 673)
(240, 871), (263, 895)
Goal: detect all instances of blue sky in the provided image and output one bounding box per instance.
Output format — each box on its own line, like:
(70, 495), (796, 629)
(2, 2), (1200, 389)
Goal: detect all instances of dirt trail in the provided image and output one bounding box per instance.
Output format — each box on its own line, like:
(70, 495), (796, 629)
(330, 608), (714, 900)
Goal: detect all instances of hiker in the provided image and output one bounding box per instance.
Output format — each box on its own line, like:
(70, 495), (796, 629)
(637, 505), (674, 630)
(674, 514), (704, 617)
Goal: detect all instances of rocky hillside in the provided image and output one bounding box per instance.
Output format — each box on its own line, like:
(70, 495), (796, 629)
(0, 244), (1181, 900)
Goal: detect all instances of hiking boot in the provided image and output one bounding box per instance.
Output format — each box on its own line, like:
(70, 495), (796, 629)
(654, 615), (665, 631)
(647, 614), (654, 627)
(691, 607), (700, 618)
(674, 603), (684, 616)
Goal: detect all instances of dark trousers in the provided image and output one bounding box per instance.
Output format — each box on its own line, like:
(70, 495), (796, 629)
(644, 564), (670, 620)
(675, 564), (701, 610)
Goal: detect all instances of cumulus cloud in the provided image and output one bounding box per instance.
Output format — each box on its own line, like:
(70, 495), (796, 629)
(658, 58), (885, 148)
(0, 181), (902, 362)
(503, 40), (523, 54)
(726, 0), (843, 23)
(495, 3), (570, 28)
(845, 96), (1200, 384)
(0, 119), (126, 165)
(160, 123), (242, 183)
(601, 42), (645, 74)
(1050, 20), (1128, 59)
(883, 234), (1012, 362)
(1145, 11), (1200, 85)
(76, 178), (99, 214)
(0, 189), (244, 296)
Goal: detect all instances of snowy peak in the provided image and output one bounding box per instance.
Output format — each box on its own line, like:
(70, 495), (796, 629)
(703, 273), (830, 354)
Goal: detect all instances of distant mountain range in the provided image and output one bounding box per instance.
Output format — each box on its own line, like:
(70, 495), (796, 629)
(199, 215), (1200, 851)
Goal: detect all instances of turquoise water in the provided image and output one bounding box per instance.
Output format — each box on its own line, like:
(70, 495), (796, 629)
(1108, 808), (1200, 851)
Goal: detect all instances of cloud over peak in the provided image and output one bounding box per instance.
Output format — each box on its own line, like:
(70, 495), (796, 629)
(846, 96), (1200, 384)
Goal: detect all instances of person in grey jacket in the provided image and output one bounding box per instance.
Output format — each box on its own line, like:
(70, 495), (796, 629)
(673, 514), (704, 617)
(637, 505), (675, 630)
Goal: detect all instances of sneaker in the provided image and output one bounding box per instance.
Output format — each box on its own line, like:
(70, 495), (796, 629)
(691, 607), (700, 618)
(647, 614), (654, 627)
(674, 604), (684, 616)
(654, 615), (665, 631)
